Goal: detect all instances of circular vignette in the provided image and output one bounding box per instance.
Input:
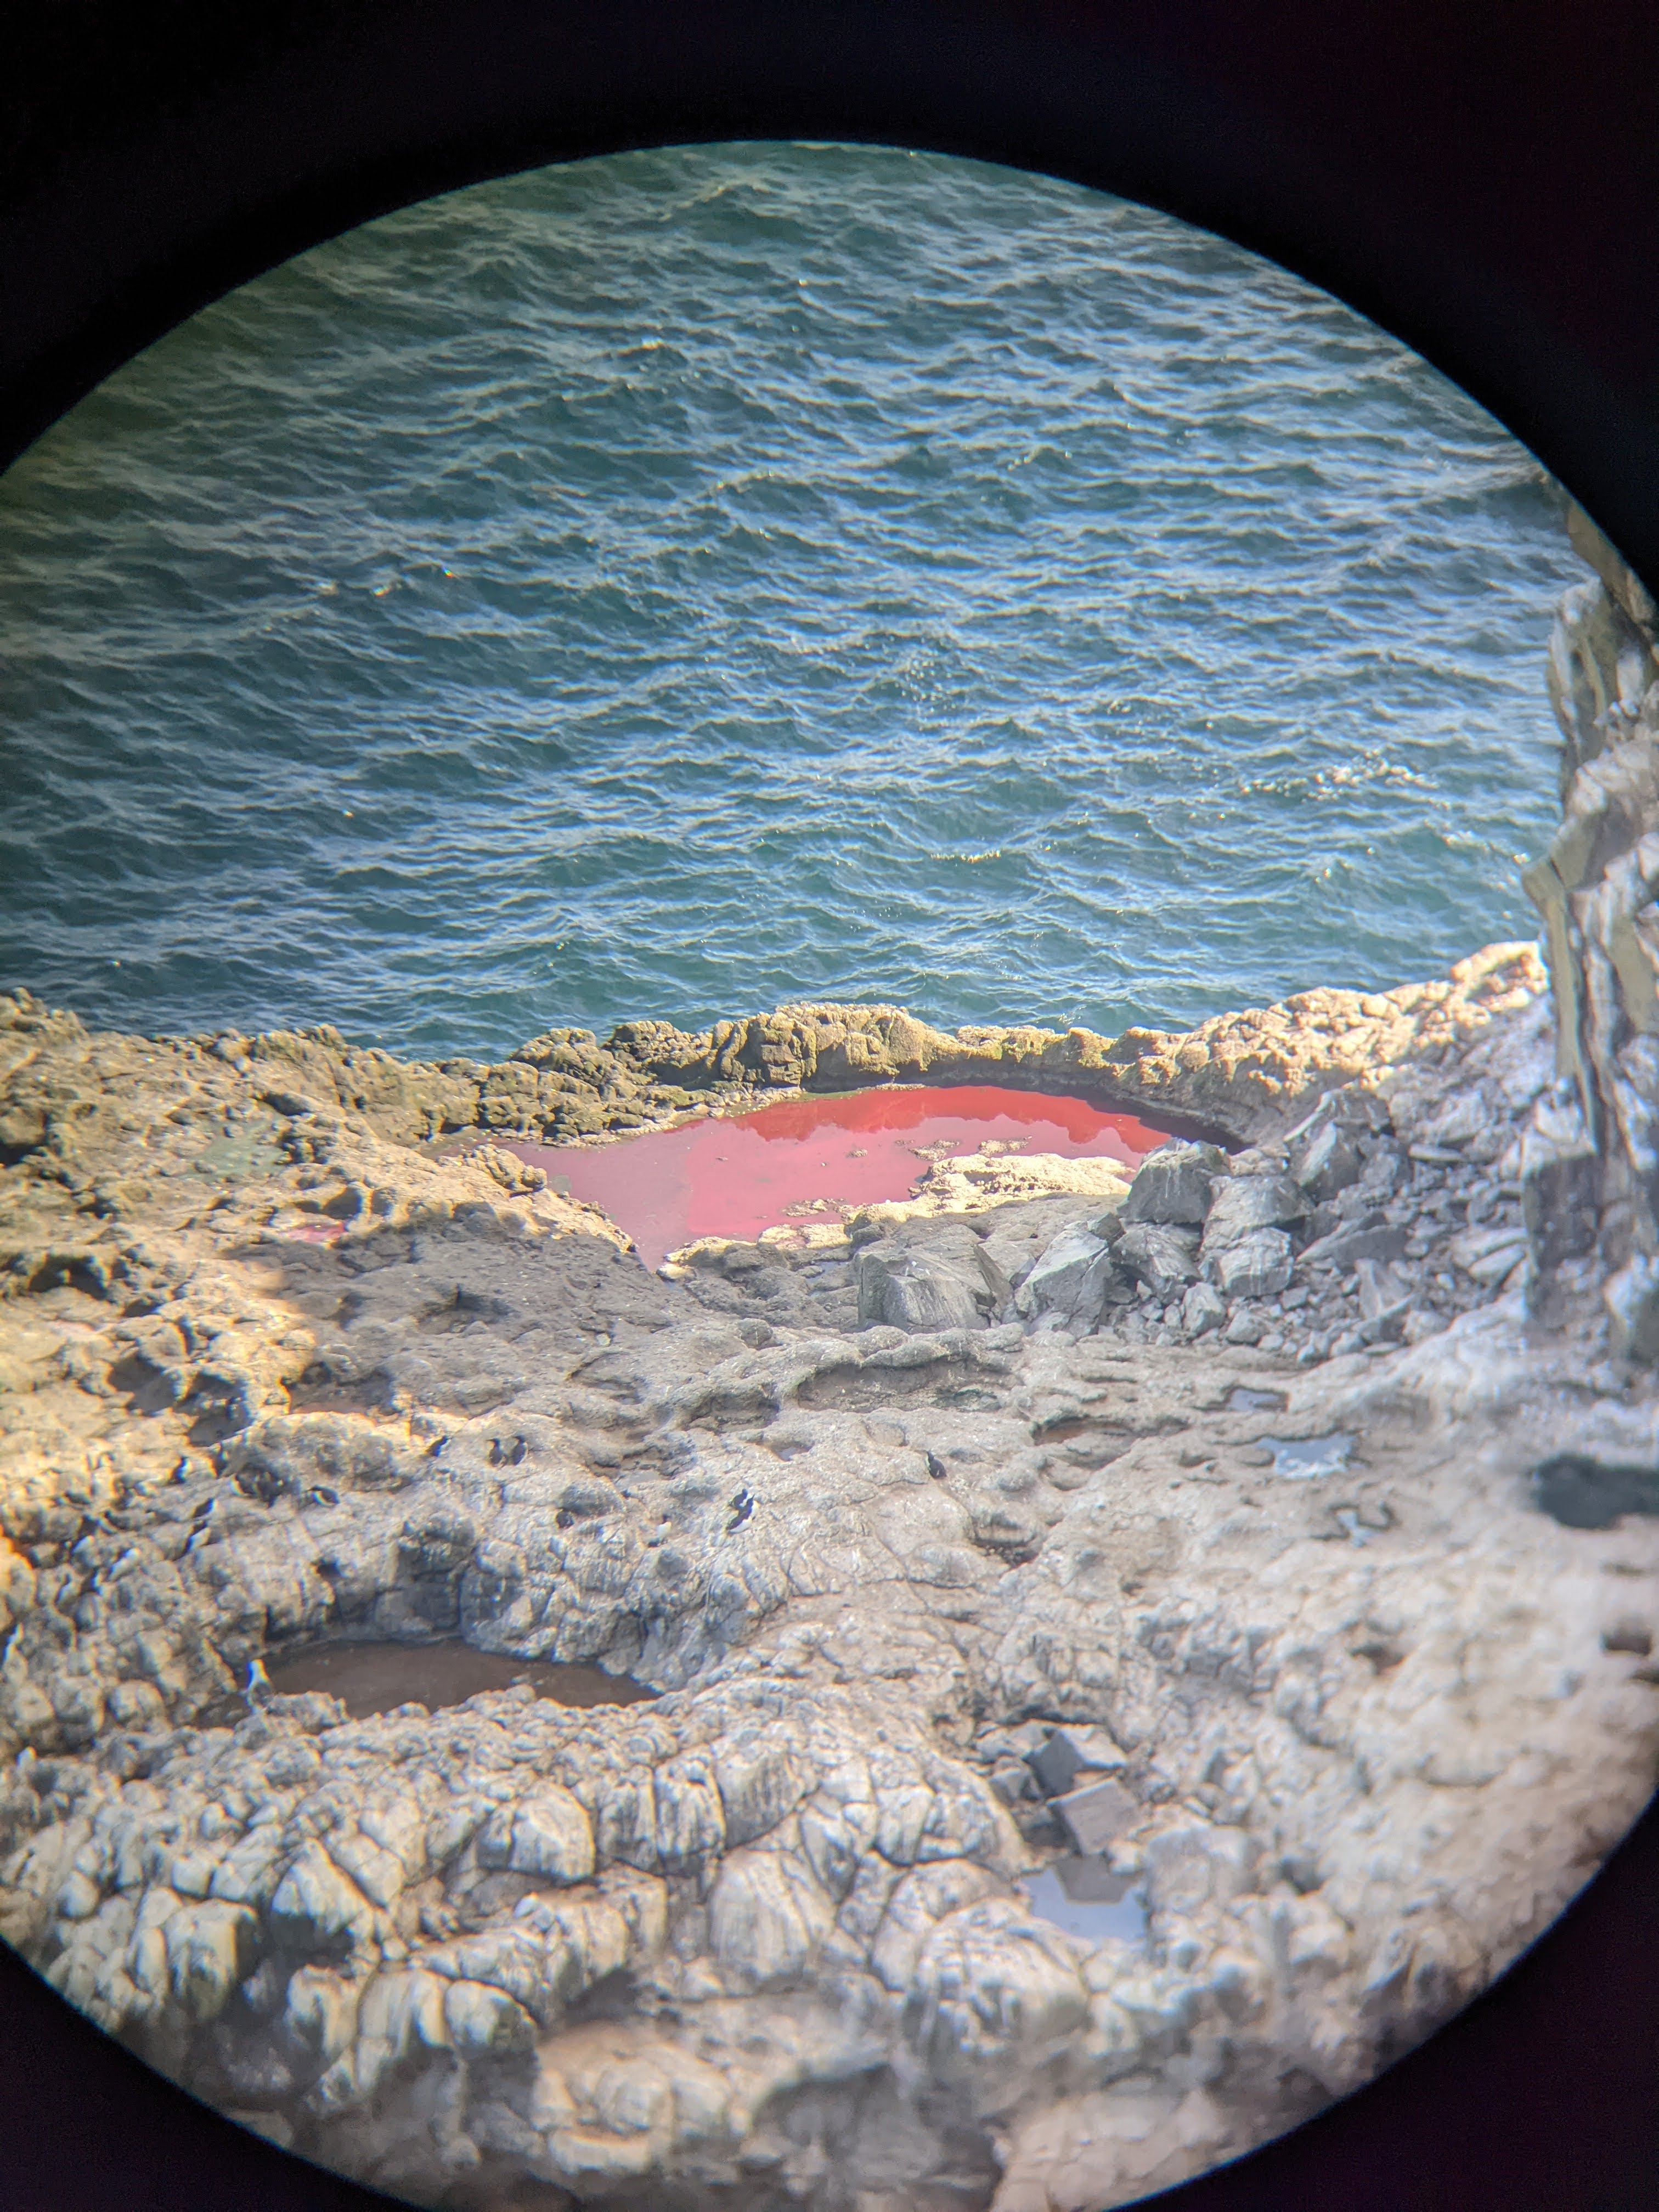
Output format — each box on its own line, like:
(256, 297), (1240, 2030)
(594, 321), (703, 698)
(0, 8), (1657, 2212)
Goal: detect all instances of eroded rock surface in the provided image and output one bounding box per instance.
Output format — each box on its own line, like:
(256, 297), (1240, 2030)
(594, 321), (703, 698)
(2, 933), (1656, 2212)
(1522, 500), (1659, 1358)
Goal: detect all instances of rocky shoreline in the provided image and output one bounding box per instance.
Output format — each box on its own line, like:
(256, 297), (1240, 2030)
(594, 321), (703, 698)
(3, 518), (1659, 2209)
(3, 927), (1656, 2210)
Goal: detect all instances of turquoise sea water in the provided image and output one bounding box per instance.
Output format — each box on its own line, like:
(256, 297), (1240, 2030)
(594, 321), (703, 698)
(0, 142), (1580, 1060)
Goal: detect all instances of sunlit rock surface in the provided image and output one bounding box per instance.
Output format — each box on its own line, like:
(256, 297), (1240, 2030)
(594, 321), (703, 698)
(2, 908), (1656, 2210)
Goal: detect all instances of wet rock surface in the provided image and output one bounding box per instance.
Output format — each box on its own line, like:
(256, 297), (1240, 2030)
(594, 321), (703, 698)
(3, 930), (1658, 2212)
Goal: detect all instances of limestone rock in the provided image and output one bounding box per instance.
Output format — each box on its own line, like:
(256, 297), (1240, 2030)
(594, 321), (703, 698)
(708, 1846), (834, 1990)
(268, 1842), (376, 1957)
(905, 1895), (1088, 2083)
(163, 1899), (259, 2023)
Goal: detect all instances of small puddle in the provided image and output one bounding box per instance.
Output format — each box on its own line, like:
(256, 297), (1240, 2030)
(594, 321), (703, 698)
(1228, 1387), (1286, 1413)
(490, 1085), (1175, 1268)
(1257, 1431), (1355, 1480)
(1018, 1857), (1148, 1948)
(256, 1640), (657, 1719)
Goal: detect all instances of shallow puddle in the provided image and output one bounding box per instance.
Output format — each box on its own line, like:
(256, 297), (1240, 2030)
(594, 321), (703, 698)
(1258, 1431), (1356, 1480)
(1018, 1857), (1149, 1948)
(496, 1084), (1173, 1267)
(1228, 1387), (1287, 1413)
(257, 1639), (657, 1718)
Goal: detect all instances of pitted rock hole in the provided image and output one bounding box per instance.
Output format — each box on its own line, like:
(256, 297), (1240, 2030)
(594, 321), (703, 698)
(1531, 1453), (1659, 1530)
(259, 1639), (657, 1719)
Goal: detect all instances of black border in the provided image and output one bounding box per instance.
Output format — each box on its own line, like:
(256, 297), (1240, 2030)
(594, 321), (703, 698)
(3, 4), (1659, 2208)
(5, 0), (1659, 594)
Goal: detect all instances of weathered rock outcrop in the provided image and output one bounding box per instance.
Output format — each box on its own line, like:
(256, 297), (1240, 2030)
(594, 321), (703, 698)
(1523, 501), (1659, 1353)
(2, 927), (1656, 2210)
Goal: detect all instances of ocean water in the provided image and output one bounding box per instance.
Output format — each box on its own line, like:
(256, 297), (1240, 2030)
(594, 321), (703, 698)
(0, 141), (1582, 1062)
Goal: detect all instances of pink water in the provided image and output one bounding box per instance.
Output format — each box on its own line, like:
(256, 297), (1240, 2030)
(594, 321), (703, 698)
(500, 1085), (1172, 1267)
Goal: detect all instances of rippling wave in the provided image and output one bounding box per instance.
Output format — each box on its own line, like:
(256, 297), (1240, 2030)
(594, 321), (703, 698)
(0, 142), (1579, 1057)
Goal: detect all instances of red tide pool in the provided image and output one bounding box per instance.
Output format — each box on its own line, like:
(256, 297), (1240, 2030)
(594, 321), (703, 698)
(499, 1085), (1175, 1268)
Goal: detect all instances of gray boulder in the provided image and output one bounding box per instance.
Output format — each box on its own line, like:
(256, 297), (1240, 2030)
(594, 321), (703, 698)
(1355, 1256), (1410, 1322)
(1014, 1228), (1119, 1327)
(1296, 1220), (1409, 1272)
(1114, 1222), (1200, 1300)
(1286, 1109), (1363, 1203)
(1211, 1228), (1294, 1299)
(1023, 1724), (1126, 1799)
(856, 1246), (989, 1333)
(1180, 1280), (1226, 1338)
(979, 1197), (1119, 1291)
(1354, 1256), (1412, 1343)
(1199, 1173), (1310, 1259)
(1053, 1776), (1139, 1855)
(1357, 1141), (1409, 1199)
(1121, 1142), (1228, 1226)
